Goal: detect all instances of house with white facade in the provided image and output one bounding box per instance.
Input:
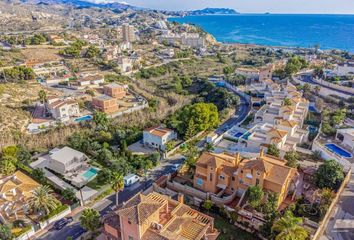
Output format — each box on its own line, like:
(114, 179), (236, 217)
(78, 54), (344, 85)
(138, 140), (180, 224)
(46, 97), (80, 122)
(143, 126), (177, 151)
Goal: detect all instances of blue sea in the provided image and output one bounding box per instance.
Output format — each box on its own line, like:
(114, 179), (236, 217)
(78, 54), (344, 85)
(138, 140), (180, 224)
(169, 14), (354, 52)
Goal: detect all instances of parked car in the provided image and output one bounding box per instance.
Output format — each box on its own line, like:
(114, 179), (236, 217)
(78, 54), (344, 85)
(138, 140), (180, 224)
(124, 174), (140, 187)
(52, 217), (73, 231)
(73, 227), (87, 239)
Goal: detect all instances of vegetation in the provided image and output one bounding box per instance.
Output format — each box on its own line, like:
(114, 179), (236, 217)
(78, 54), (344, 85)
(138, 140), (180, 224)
(267, 144), (280, 157)
(59, 40), (87, 58)
(272, 211), (308, 240)
(85, 45), (100, 58)
(166, 102), (219, 137)
(62, 188), (77, 202)
(30, 185), (59, 215)
(315, 160), (344, 190)
(202, 200), (213, 214)
(321, 109), (346, 136)
(246, 185), (264, 209)
(80, 208), (101, 232)
(284, 56), (308, 76)
(111, 173), (124, 207)
(1, 66), (35, 82)
(284, 151), (300, 168)
(0, 224), (12, 240)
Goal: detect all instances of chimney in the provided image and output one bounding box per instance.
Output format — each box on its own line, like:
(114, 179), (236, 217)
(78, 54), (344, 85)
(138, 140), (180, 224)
(178, 193), (184, 204)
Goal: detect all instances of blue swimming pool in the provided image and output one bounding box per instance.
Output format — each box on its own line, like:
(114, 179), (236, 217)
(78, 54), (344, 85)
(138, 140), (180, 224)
(82, 168), (98, 180)
(325, 144), (352, 158)
(75, 115), (93, 122)
(309, 106), (318, 113)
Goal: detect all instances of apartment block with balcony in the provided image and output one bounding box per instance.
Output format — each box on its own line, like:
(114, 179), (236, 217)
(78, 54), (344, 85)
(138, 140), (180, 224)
(104, 191), (219, 240)
(104, 83), (126, 99)
(193, 151), (299, 207)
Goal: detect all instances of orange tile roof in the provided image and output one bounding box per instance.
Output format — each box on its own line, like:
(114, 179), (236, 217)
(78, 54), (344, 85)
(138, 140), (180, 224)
(267, 128), (288, 139)
(145, 126), (174, 138)
(278, 119), (297, 128)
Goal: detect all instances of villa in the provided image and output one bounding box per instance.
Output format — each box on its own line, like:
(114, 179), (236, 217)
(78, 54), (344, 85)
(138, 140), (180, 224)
(0, 171), (40, 223)
(46, 97), (80, 122)
(103, 191), (219, 240)
(312, 128), (354, 169)
(143, 126), (177, 151)
(47, 147), (98, 187)
(193, 150), (299, 207)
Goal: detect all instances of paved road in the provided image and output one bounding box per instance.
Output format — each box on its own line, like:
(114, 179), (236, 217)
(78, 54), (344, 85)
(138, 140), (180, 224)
(296, 73), (354, 97)
(322, 173), (354, 240)
(37, 157), (185, 240)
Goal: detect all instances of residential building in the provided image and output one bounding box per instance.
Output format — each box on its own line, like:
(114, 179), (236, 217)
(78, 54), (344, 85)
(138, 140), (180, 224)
(46, 97), (80, 122)
(103, 191), (219, 240)
(193, 151), (299, 206)
(92, 95), (119, 114)
(47, 147), (89, 175)
(121, 24), (136, 42)
(336, 128), (354, 152)
(103, 46), (120, 61)
(235, 67), (260, 80)
(0, 171), (40, 223)
(79, 74), (104, 86)
(333, 62), (354, 76)
(104, 83), (126, 99)
(143, 126), (177, 151)
(117, 56), (133, 73)
(181, 33), (206, 48)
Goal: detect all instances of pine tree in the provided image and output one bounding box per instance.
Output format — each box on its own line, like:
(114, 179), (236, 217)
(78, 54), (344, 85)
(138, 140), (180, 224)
(185, 119), (196, 140)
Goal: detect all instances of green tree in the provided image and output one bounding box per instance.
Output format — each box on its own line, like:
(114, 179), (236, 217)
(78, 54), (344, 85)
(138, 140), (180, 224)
(16, 145), (31, 164)
(0, 224), (12, 240)
(93, 111), (109, 130)
(32, 168), (46, 183)
(283, 98), (292, 106)
(184, 119), (196, 140)
(311, 150), (322, 162)
(80, 208), (100, 232)
(38, 89), (47, 103)
(85, 45), (100, 58)
(272, 211), (308, 240)
(30, 185), (58, 215)
(202, 200), (213, 214)
(97, 168), (113, 184)
(303, 83), (311, 93)
(62, 188), (76, 202)
(247, 185), (264, 209)
(267, 144), (280, 157)
(2, 145), (18, 158)
(0, 157), (17, 175)
(315, 160), (344, 190)
(111, 173), (124, 207)
(284, 151), (299, 168)
(223, 66), (234, 75)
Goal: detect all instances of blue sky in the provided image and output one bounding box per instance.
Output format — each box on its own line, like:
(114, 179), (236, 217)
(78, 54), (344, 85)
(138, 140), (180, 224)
(89, 0), (354, 14)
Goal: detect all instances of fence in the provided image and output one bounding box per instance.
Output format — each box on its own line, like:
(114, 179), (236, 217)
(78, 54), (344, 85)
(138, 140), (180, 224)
(312, 169), (352, 240)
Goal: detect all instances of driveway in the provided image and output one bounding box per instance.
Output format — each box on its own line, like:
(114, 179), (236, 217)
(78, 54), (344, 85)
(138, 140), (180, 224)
(36, 157), (185, 240)
(322, 173), (354, 240)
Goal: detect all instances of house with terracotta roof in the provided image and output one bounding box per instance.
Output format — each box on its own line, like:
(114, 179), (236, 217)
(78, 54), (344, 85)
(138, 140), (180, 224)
(46, 97), (80, 122)
(143, 126), (177, 151)
(193, 151), (299, 207)
(104, 191), (219, 240)
(0, 171), (40, 223)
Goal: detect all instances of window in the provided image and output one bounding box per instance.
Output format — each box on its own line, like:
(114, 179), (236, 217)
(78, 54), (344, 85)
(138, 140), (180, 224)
(209, 173), (213, 181)
(239, 179), (244, 184)
(219, 175), (225, 180)
(232, 176), (235, 181)
(256, 179), (260, 186)
(128, 236), (134, 240)
(256, 171), (261, 176)
(196, 178), (203, 186)
(241, 170), (243, 173)
(231, 187), (234, 191)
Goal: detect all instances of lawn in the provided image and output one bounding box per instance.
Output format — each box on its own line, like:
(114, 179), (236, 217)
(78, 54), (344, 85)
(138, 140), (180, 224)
(214, 215), (256, 240)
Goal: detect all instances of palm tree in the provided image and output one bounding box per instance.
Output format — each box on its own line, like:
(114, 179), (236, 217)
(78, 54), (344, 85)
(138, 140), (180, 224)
(111, 173), (124, 208)
(80, 208), (100, 232)
(272, 211), (308, 240)
(30, 185), (58, 215)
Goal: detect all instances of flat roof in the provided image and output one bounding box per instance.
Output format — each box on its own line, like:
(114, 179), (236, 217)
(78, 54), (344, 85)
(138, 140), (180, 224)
(50, 146), (85, 164)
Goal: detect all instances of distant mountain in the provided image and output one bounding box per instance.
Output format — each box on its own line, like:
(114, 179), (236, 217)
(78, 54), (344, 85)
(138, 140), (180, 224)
(187, 8), (239, 16)
(26, 0), (142, 10)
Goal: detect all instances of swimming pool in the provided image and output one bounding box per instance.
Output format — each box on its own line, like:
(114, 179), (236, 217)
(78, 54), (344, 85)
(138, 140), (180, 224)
(325, 144), (352, 158)
(234, 132), (243, 138)
(82, 168), (98, 180)
(75, 115), (93, 122)
(309, 106), (318, 113)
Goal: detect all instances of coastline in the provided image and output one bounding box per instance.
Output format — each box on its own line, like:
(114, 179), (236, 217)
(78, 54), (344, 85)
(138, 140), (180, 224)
(168, 14), (354, 53)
